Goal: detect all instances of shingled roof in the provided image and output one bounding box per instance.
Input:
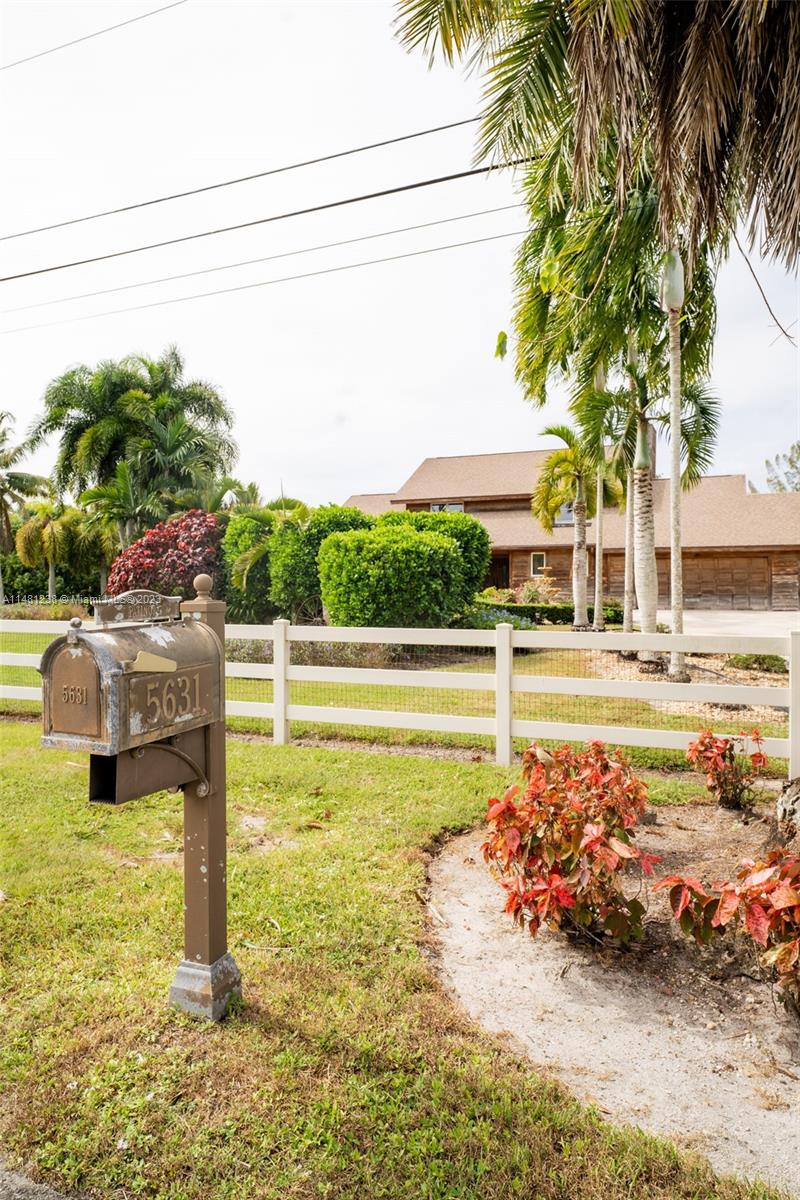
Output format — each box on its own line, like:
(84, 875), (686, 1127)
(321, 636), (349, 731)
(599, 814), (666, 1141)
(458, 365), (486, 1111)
(392, 450), (550, 503)
(345, 451), (800, 551)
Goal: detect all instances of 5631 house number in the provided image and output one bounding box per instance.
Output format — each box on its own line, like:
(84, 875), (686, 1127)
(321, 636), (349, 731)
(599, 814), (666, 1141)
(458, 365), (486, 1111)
(145, 672), (201, 722)
(128, 663), (215, 735)
(62, 685), (89, 704)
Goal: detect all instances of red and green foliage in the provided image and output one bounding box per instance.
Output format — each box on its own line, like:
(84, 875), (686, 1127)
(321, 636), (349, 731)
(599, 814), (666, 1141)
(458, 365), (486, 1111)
(686, 727), (766, 809)
(107, 510), (221, 599)
(654, 849), (800, 1007)
(482, 741), (660, 944)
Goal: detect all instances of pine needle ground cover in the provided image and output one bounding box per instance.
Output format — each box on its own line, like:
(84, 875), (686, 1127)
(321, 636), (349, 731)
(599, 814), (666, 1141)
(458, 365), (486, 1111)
(0, 723), (785, 1200)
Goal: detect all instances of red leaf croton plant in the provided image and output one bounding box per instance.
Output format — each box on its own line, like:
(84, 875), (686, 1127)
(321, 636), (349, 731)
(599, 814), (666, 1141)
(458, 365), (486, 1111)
(654, 851), (800, 1009)
(482, 741), (661, 945)
(686, 727), (766, 810)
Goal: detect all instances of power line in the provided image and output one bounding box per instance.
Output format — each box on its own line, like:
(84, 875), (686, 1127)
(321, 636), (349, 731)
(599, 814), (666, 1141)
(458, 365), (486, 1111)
(0, 1), (189, 72)
(0, 118), (481, 242)
(0, 228), (526, 335)
(1, 204), (524, 314)
(0, 161), (522, 283)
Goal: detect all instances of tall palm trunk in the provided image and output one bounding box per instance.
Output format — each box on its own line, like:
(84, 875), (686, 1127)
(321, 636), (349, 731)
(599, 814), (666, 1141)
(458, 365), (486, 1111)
(663, 247), (689, 680)
(572, 477), (590, 628)
(593, 464), (605, 630)
(633, 418), (658, 635)
(99, 562), (108, 595)
(623, 468), (635, 633)
(667, 304), (688, 678)
(47, 558), (56, 601)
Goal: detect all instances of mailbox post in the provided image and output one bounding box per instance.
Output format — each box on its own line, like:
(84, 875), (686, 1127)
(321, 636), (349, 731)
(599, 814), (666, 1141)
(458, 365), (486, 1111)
(39, 574), (241, 1022)
(169, 575), (241, 1021)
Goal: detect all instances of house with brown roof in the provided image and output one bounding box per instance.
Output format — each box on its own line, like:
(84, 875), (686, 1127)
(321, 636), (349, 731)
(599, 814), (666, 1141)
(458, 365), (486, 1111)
(346, 450), (800, 611)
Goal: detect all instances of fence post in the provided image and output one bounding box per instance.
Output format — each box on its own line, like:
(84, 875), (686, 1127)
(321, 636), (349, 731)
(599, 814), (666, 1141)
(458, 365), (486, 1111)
(272, 618), (290, 746)
(495, 623), (513, 767)
(790, 630), (800, 780)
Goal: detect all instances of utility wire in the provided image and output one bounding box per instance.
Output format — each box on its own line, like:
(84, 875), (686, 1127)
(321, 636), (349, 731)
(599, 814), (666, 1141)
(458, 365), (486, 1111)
(0, 161), (522, 283)
(0, 1), (189, 71)
(0, 228), (526, 335)
(1, 203), (524, 314)
(0, 117), (481, 242)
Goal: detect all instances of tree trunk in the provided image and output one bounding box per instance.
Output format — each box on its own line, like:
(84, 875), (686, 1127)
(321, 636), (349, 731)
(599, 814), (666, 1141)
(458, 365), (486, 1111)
(48, 558), (56, 601)
(0, 555), (4, 607)
(667, 305), (688, 679)
(623, 468), (635, 633)
(593, 464), (605, 631)
(572, 479), (590, 629)
(99, 562), (108, 596)
(633, 418), (658, 641)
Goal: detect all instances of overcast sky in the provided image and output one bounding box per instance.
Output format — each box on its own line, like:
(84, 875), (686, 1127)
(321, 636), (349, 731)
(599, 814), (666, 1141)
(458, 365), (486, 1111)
(1, 0), (798, 504)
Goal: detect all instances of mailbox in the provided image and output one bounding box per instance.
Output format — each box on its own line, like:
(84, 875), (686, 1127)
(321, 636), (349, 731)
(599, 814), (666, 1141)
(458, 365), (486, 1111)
(39, 590), (224, 804)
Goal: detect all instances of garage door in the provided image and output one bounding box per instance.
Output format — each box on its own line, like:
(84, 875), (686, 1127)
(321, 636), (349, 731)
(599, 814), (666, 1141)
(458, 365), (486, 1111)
(683, 555), (770, 610)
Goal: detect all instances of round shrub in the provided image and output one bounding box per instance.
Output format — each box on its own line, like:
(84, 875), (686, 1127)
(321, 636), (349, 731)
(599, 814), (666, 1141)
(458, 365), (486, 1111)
(107, 510), (222, 599)
(222, 511), (276, 623)
(318, 527), (464, 627)
(377, 510), (490, 600)
(270, 504), (374, 622)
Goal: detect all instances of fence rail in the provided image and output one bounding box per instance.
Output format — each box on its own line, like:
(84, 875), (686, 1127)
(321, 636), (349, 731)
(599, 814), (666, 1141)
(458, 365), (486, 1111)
(2, 618), (798, 773)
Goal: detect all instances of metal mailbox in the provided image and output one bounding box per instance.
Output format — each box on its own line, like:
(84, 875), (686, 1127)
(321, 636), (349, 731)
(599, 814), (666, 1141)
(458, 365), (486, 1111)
(39, 590), (224, 804)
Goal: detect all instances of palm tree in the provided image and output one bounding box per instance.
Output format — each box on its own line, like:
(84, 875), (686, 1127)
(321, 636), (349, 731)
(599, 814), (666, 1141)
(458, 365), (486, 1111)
(231, 497), (311, 591)
(0, 413), (49, 604)
(577, 368), (720, 645)
(80, 461), (167, 549)
(508, 135), (717, 643)
(397, 0), (800, 267)
(172, 475), (263, 514)
(16, 500), (81, 600)
(532, 425), (598, 629)
(29, 344), (236, 495)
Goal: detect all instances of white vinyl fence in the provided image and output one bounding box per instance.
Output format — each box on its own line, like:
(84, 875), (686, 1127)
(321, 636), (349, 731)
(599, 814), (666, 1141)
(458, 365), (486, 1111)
(2, 619), (798, 775)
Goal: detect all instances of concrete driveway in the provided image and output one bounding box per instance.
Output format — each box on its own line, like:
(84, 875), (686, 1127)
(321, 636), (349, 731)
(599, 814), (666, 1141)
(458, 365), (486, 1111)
(649, 609), (799, 636)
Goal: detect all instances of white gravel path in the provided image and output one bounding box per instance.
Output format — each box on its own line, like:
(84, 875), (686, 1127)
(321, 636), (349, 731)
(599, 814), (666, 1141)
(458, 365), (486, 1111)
(429, 828), (800, 1198)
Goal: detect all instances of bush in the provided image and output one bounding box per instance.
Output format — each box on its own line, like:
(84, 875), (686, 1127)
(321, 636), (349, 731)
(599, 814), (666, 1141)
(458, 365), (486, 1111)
(107, 510), (222, 599)
(221, 512), (276, 623)
(728, 653), (788, 674)
(478, 586), (516, 604)
(455, 604), (536, 631)
(474, 598), (624, 625)
(0, 545), (99, 604)
(516, 573), (563, 604)
(270, 505), (374, 622)
(318, 526), (464, 627)
(686, 728), (766, 810)
(0, 601), (89, 620)
(377, 510), (490, 602)
(483, 741), (659, 944)
(655, 848), (800, 1010)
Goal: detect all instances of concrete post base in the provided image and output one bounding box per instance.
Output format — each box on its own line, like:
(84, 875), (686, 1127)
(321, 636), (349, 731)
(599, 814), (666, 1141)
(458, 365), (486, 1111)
(169, 952), (242, 1022)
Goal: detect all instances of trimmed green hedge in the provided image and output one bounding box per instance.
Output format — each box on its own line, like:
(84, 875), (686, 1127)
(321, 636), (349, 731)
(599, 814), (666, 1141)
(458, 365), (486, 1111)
(270, 505), (374, 621)
(475, 598), (624, 625)
(377, 510), (490, 601)
(318, 527), (464, 627)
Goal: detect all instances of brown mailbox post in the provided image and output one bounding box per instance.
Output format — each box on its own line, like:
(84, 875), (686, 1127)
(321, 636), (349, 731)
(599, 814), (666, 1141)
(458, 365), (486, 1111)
(39, 574), (241, 1022)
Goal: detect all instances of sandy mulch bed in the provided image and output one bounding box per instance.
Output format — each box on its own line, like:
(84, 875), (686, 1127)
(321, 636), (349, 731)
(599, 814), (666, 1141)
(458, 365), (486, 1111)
(582, 649), (788, 726)
(428, 805), (800, 1197)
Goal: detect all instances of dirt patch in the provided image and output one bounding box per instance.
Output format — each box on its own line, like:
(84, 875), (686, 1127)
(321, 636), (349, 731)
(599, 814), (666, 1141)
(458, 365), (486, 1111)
(428, 804), (800, 1196)
(583, 648), (788, 726)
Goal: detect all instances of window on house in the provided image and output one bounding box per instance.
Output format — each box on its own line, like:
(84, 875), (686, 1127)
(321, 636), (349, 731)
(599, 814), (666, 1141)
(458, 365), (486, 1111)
(553, 502), (574, 525)
(430, 502), (464, 512)
(531, 552), (546, 575)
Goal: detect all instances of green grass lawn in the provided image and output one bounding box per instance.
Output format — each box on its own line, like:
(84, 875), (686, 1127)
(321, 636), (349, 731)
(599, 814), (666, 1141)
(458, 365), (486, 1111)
(0, 721), (785, 1200)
